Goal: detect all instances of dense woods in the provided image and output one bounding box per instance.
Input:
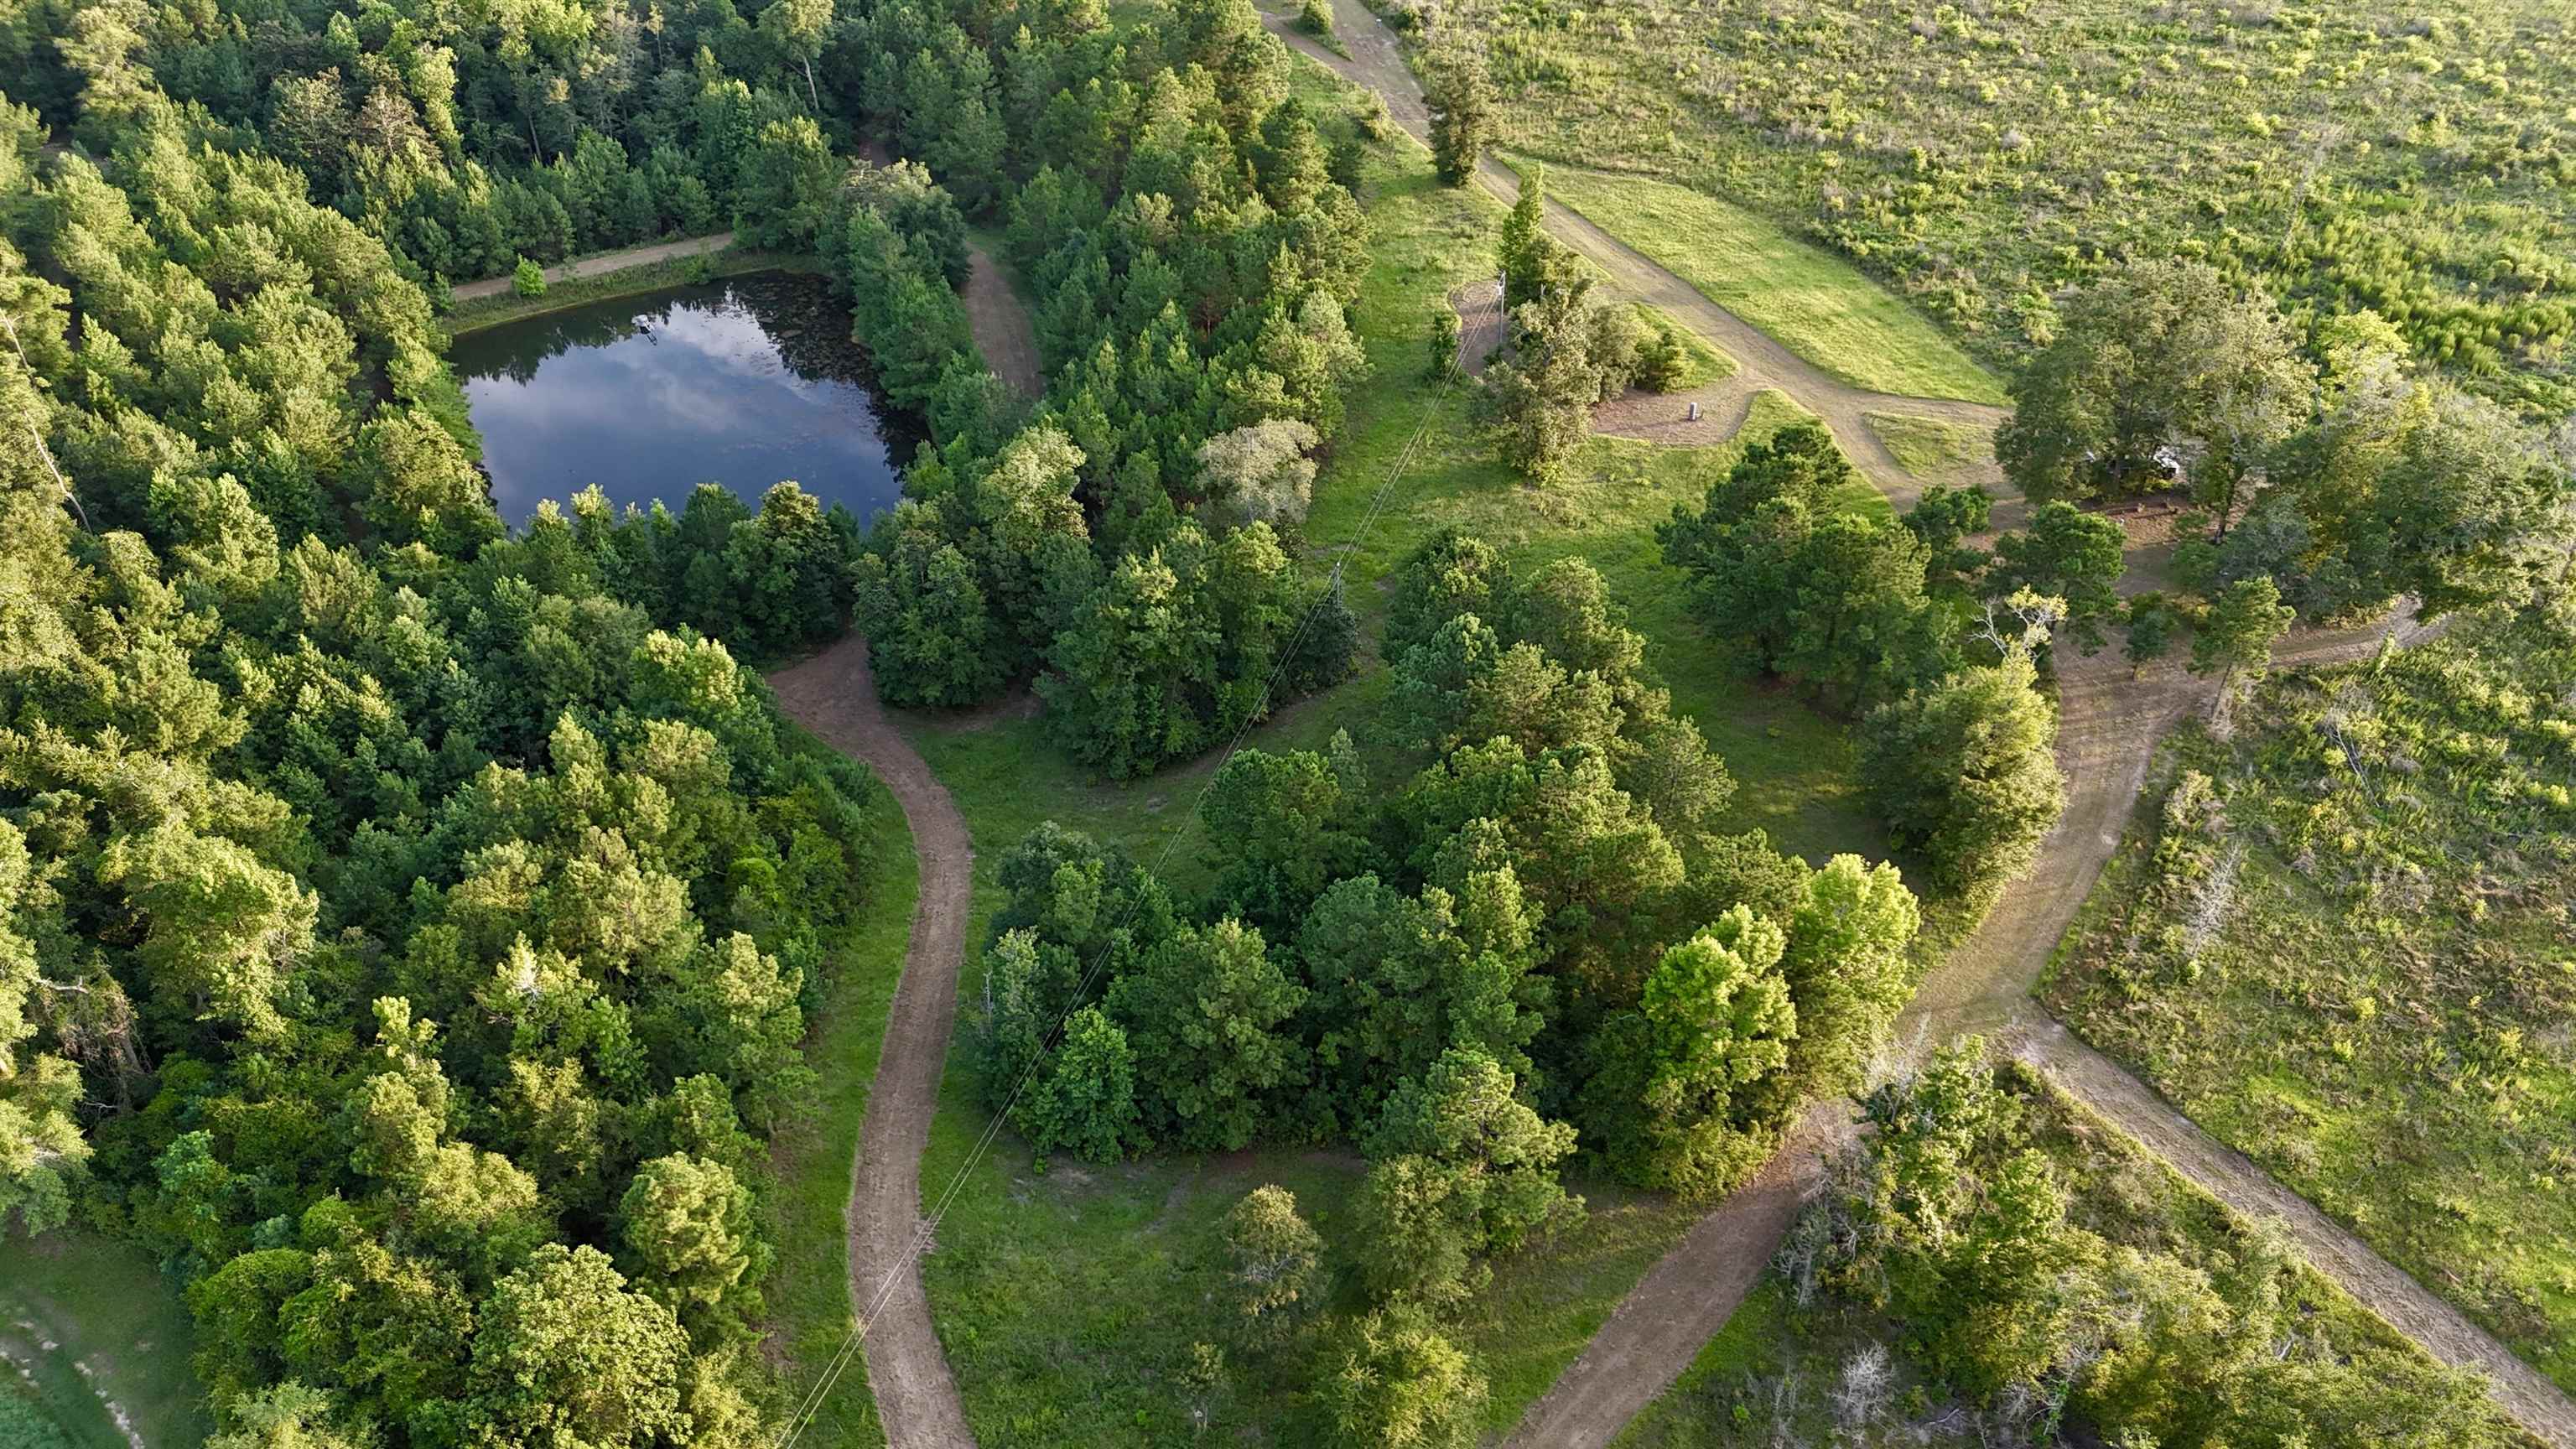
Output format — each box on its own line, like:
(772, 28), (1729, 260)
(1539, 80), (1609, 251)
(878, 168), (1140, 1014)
(836, 0), (1377, 775)
(0, 100), (881, 1449)
(0, 0), (1395, 1437)
(3, 0), (2571, 1440)
(0, 1), (936, 1442)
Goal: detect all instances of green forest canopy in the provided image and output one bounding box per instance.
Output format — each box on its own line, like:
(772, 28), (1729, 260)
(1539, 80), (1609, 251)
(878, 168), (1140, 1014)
(0, 0), (2569, 1441)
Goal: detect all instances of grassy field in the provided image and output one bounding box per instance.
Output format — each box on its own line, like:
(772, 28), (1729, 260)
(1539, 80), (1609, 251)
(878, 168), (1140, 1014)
(1523, 160), (2008, 405)
(891, 57), (1900, 1447)
(2044, 618), (2576, 1390)
(0, 1231), (208, 1449)
(761, 774), (919, 1449)
(1862, 411), (1993, 484)
(1615, 1064), (2523, 1446)
(1428, 0), (2576, 413)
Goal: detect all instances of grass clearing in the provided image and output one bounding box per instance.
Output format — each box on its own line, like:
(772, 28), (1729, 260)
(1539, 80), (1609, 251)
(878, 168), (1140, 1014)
(2044, 619), (2576, 1390)
(896, 57), (1892, 1446)
(0, 1231), (208, 1449)
(1438, 0), (2576, 413)
(761, 772), (917, 1449)
(1523, 160), (2007, 405)
(1863, 411), (1993, 483)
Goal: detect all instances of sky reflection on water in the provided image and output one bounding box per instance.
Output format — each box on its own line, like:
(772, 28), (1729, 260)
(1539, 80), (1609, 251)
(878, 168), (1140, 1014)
(454, 273), (902, 527)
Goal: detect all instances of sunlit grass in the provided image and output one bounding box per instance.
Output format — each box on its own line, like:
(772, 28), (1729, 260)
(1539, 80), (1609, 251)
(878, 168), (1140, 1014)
(0, 1231), (208, 1449)
(1526, 161), (2008, 405)
(1865, 411), (1995, 483)
(761, 773), (915, 1449)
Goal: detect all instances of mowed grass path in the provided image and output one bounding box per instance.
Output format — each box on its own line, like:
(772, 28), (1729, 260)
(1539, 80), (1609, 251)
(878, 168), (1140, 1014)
(1526, 160), (2009, 407)
(1864, 411), (1994, 484)
(762, 776), (917, 1449)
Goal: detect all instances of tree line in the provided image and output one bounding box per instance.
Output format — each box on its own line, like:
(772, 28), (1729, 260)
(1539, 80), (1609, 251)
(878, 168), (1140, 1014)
(2002, 257), (2573, 629)
(10, 0), (875, 289)
(964, 527), (1932, 1441)
(1, 38), (886, 1449)
(814, 0), (1379, 776)
(0, 0), (1438, 1441)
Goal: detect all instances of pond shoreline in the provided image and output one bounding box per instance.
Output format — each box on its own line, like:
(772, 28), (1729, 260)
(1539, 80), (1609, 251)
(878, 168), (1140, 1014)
(444, 244), (818, 336)
(453, 269), (909, 527)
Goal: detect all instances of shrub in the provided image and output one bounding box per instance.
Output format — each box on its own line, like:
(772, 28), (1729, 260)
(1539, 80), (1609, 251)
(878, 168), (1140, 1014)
(1428, 308), (1460, 380)
(512, 256), (547, 297)
(1635, 324), (1688, 392)
(1316, 1306), (1487, 1449)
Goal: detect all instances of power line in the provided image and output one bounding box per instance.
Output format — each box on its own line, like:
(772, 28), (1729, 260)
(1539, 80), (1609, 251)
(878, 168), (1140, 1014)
(776, 352), (1469, 1449)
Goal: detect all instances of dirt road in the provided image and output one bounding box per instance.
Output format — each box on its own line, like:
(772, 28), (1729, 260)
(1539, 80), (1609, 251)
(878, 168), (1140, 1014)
(2010, 1017), (2576, 1445)
(858, 132), (1039, 398)
(771, 636), (978, 1449)
(1504, 1110), (1852, 1449)
(1265, 0), (2001, 509)
(1254, 4), (2576, 1444)
(449, 232), (735, 301)
(1493, 614), (2510, 1449)
(1495, 601), (2576, 1449)
(965, 243), (1043, 398)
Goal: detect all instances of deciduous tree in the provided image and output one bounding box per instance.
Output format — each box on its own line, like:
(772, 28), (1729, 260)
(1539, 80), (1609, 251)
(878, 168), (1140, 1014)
(1581, 907), (1798, 1195)
(1988, 501), (2127, 652)
(463, 1244), (690, 1449)
(1997, 259), (2315, 513)
(1317, 1306), (1486, 1449)
(1859, 651), (2064, 903)
(1106, 918), (1305, 1151)
(1220, 1184), (1324, 1351)
(2190, 575), (2295, 697)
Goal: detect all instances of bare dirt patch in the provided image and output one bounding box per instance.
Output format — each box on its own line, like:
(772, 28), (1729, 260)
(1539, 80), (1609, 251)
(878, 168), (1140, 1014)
(1590, 383), (1758, 448)
(1451, 278), (1507, 377)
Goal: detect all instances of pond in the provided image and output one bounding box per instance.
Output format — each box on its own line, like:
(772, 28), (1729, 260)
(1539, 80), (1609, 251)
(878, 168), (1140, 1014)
(452, 271), (907, 527)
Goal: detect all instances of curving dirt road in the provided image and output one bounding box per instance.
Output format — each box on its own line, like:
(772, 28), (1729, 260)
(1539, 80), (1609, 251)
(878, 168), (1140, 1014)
(1255, 4), (2576, 1445)
(1504, 603), (2576, 1449)
(771, 635), (979, 1449)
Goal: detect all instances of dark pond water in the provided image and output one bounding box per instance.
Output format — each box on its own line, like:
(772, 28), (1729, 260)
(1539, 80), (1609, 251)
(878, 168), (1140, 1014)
(452, 271), (906, 527)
